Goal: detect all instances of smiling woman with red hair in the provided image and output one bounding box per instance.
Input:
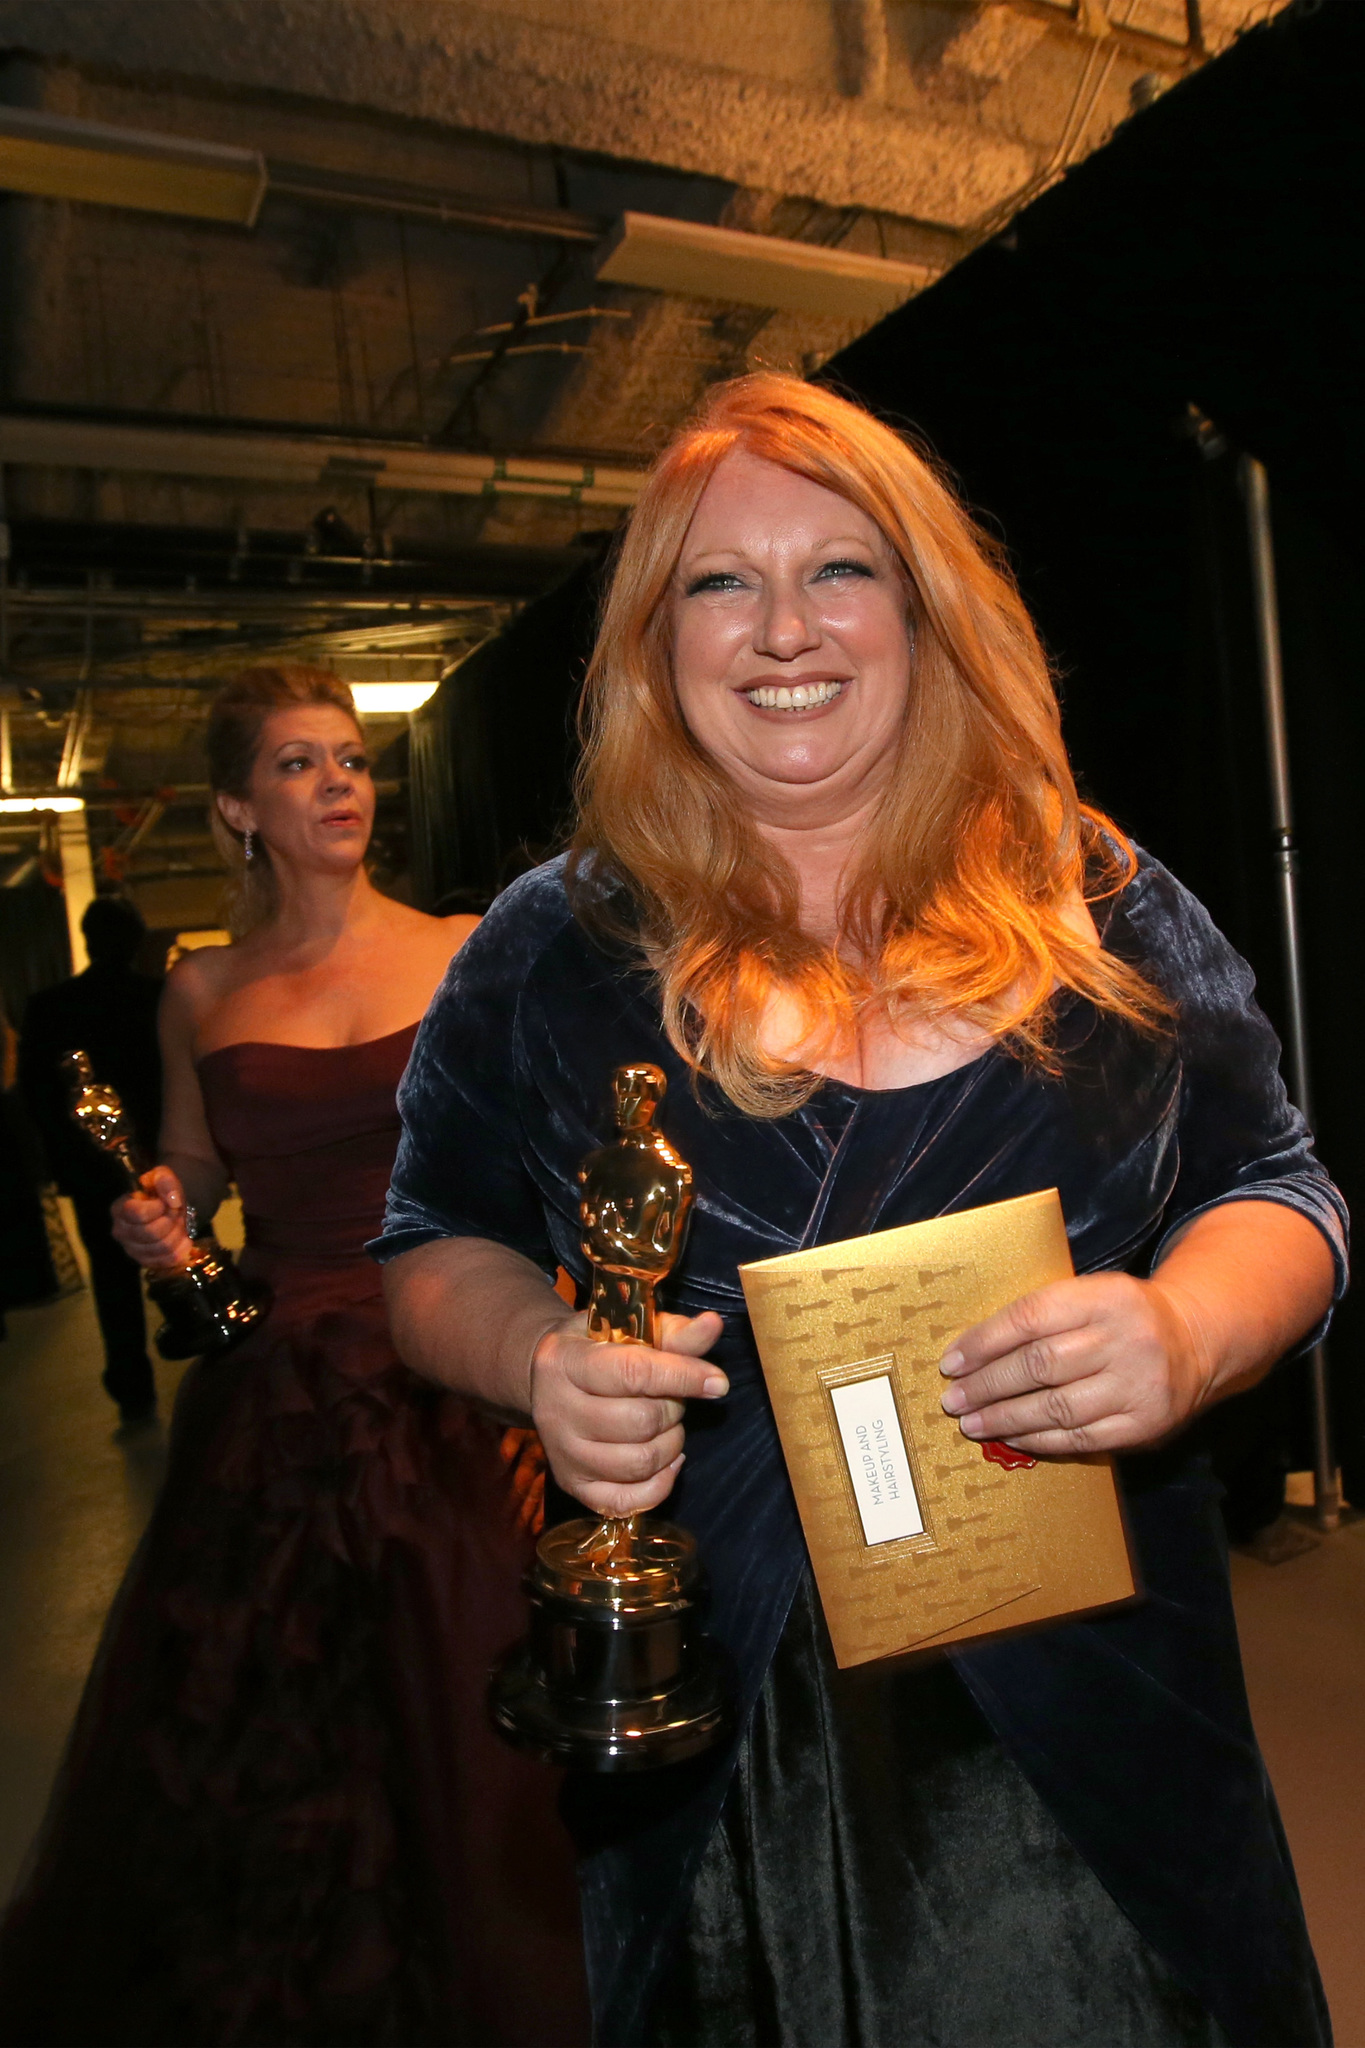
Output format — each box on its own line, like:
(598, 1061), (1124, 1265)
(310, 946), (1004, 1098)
(379, 375), (1344, 2048)
(573, 373), (1167, 1112)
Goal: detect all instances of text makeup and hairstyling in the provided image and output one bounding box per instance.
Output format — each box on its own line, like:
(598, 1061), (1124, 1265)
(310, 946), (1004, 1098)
(206, 664), (360, 936)
(567, 374), (1168, 1118)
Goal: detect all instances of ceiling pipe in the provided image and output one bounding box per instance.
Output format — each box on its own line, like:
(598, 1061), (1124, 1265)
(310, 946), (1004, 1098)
(265, 159), (605, 243)
(931, 0), (1207, 69)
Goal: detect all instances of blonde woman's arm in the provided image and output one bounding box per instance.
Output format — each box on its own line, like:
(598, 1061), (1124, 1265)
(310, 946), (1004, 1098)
(112, 959), (230, 1269)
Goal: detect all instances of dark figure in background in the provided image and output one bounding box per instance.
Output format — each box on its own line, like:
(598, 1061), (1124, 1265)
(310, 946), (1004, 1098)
(18, 896), (162, 1420)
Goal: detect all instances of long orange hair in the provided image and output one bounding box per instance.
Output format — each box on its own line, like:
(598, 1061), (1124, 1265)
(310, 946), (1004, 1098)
(569, 374), (1165, 1116)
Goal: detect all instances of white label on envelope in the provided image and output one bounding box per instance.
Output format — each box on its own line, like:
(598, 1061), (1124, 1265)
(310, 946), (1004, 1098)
(830, 1374), (924, 1545)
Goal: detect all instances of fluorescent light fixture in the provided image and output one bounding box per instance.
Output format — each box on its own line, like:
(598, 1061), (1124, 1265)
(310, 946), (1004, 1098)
(0, 794), (86, 814)
(0, 106), (266, 226)
(0, 412), (645, 508)
(596, 212), (932, 321)
(350, 681), (441, 714)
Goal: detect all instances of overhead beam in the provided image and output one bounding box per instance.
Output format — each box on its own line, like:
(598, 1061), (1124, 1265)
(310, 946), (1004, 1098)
(2, 782), (401, 804)
(0, 413), (646, 507)
(5, 517), (585, 599)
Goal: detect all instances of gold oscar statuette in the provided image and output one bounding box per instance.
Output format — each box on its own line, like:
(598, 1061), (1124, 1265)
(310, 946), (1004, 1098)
(63, 1048), (268, 1360)
(490, 1063), (731, 1770)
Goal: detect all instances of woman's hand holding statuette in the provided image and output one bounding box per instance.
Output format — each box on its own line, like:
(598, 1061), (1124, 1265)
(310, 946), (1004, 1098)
(111, 1165), (195, 1273)
(529, 1309), (728, 1517)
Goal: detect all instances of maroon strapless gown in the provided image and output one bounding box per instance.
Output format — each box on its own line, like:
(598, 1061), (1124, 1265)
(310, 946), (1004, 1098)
(0, 1027), (589, 2048)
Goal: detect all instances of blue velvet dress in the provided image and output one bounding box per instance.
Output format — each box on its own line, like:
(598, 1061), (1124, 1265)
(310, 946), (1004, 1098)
(373, 849), (1346, 2048)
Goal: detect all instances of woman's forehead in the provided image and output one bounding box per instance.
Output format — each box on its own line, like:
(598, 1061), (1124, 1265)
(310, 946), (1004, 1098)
(682, 449), (888, 555)
(259, 703), (361, 748)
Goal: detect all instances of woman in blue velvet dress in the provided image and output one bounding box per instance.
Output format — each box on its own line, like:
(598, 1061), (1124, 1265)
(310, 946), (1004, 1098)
(375, 376), (1345, 2048)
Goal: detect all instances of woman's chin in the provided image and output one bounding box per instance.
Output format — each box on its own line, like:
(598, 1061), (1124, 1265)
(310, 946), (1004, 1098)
(296, 839), (370, 874)
(740, 744), (860, 791)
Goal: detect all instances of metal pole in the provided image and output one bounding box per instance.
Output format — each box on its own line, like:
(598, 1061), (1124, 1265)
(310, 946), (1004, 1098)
(0, 462), (10, 800)
(1239, 453), (1340, 1531)
(0, 459), (10, 684)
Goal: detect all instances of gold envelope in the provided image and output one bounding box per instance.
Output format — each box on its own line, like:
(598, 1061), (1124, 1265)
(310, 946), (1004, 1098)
(739, 1189), (1137, 1668)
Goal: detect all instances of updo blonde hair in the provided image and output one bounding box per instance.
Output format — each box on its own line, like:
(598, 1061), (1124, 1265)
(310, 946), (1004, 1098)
(206, 664), (361, 935)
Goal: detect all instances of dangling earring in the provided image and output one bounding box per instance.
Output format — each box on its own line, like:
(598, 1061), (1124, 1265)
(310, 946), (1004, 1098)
(243, 829), (254, 864)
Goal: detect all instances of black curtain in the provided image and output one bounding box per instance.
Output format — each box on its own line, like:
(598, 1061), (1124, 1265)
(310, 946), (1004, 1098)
(408, 547), (609, 910)
(0, 878), (69, 1315)
(0, 874), (71, 1022)
(825, 0), (1365, 1499)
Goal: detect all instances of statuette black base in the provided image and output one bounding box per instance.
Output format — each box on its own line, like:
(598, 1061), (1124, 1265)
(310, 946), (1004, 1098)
(490, 1635), (729, 1771)
(147, 1238), (269, 1360)
(490, 1513), (730, 1772)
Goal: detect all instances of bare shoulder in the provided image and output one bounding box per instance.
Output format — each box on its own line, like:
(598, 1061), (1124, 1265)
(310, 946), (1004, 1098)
(378, 898), (478, 967)
(161, 943), (241, 1055)
(164, 944), (234, 1021)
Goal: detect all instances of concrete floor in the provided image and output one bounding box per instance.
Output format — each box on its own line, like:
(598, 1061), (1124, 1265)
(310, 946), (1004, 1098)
(1, 1277), (1363, 2043)
(0, 1289), (189, 1900)
(1230, 1515), (1365, 2047)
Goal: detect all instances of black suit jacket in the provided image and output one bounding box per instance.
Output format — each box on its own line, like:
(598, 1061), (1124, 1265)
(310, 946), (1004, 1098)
(19, 968), (163, 1196)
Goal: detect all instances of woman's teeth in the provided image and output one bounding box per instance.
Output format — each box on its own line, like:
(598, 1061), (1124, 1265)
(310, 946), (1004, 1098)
(744, 679), (844, 710)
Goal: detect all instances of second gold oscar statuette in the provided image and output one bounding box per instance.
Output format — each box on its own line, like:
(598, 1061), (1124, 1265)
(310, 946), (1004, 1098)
(62, 1048), (268, 1360)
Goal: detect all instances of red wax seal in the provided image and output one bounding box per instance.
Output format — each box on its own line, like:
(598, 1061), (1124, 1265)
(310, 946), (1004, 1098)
(981, 1439), (1037, 1471)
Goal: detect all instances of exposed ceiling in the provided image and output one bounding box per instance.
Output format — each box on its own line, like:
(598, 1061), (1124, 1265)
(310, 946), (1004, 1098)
(0, 0), (1287, 936)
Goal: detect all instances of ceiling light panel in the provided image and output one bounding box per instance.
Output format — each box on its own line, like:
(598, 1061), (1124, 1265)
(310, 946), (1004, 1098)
(596, 213), (932, 321)
(350, 682), (441, 713)
(0, 106), (267, 226)
(0, 795), (87, 814)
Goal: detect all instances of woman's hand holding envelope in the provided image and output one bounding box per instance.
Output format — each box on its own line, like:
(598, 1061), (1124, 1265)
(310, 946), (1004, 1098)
(939, 1197), (1335, 1457)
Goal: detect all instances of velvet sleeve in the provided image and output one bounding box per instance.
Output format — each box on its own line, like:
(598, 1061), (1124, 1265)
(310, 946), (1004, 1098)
(1117, 856), (1348, 1315)
(368, 870), (571, 1274)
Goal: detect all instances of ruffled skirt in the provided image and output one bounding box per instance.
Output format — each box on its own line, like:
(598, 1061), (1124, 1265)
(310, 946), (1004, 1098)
(0, 1257), (588, 2048)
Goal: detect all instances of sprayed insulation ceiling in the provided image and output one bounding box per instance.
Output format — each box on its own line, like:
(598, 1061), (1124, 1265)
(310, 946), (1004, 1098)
(0, 0), (1286, 927)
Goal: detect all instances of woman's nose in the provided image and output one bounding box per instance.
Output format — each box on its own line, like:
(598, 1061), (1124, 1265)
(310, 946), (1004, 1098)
(753, 582), (820, 659)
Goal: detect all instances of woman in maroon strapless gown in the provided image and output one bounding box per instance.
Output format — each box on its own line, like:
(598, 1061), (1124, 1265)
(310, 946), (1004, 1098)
(0, 667), (587, 2048)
